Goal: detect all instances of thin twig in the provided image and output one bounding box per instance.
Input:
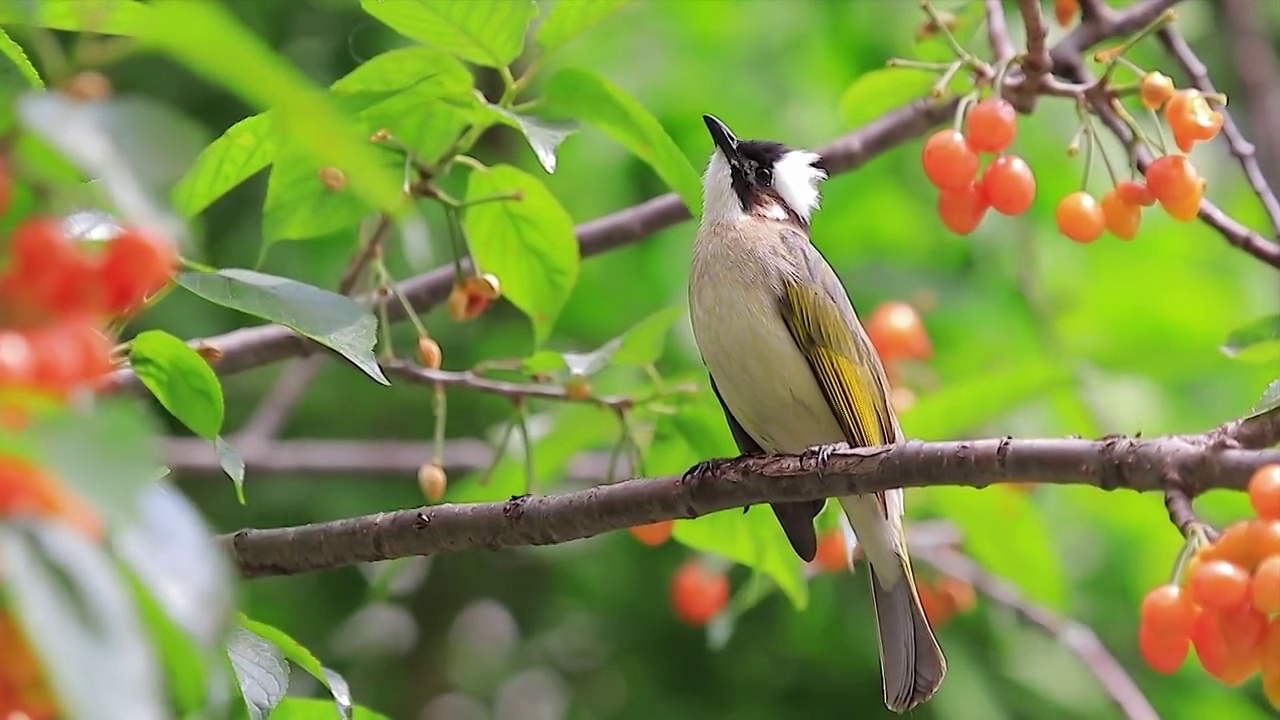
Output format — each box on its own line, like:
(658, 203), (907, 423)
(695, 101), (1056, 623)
(1220, 0), (1280, 193)
(916, 546), (1159, 720)
(984, 0), (1016, 65)
(233, 357), (321, 446)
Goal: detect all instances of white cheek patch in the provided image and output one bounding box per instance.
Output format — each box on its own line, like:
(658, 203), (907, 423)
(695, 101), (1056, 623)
(701, 151), (745, 223)
(773, 150), (826, 221)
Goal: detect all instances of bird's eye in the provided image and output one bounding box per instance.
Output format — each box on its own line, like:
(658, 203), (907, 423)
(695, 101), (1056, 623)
(756, 167), (773, 185)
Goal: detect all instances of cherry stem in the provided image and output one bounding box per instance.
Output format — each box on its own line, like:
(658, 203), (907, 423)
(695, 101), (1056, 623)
(886, 58), (955, 71)
(992, 56), (1014, 98)
(931, 61), (964, 98)
(442, 206), (468, 282)
(515, 400), (535, 494)
(375, 257), (430, 339)
(432, 382), (447, 466)
(1099, 7), (1178, 83)
(919, 0), (977, 65)
(1146, 107), (1171, 156)
(953, 91), (980, 134)
(1084, 121), (1121, 187)
(477, 416), (516, 486)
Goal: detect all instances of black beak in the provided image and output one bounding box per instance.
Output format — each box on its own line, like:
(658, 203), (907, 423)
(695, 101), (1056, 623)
(702, 114), (740, 163)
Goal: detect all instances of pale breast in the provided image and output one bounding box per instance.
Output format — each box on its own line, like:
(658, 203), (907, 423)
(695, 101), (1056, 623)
(689, 224), (847, 455)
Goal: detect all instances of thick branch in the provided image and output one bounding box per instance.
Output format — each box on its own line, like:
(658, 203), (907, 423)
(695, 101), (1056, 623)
(222, 434), (1280, 577)
(916, 546), (1159, 720)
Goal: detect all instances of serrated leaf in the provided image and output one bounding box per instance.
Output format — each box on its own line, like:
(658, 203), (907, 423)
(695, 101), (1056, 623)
(838, 68), (944, 129)
(272, 698), (391, 720)
(1249, 378), (1280, 419)
(16, 93), (207, 244)
(1222, 314), (1280, 363)
(176, 268), (389, 385)
(0, 27), (43, 88)
(217, 435), (248, 503)
(129, 329), (225, 440)
(21, 399), (162, 527)
(331, 45), (473, 95)
(262, 143), (371, 242)
(359, 0), (536, 68)
(484, 104), (578, 174)
(139, 2), (410, 221)
(173, 112), (277, 217)
(544, 67), (702, 212)
(239, 615), (352, 719)
(464, 164), (579, 346)
(226, 627), (290, 720)
(536, 0), (629, 56)
(613, 306), (684, 366)
(0, 522), (167, 720)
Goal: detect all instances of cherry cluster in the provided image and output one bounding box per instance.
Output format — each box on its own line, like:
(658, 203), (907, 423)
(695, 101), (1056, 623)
(1138, 465), (1280, 707)
(0, 152), (176, 718)
(1056, 74), (1224, 244)
(921, 98), (1037, 235)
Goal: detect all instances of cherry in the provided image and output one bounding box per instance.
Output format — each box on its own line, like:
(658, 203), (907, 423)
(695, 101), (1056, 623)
(1249, 464), (1280, 520)
(1055, 191), (1105, 244)
(100, 227), (177, 317)
(1139, 624), (1189, 674)
(865, 301), (932, 364)
(921, 130), (979, 191)
(965, 99), (1017, 154)
(629, 520), (673, 547)
(670, 559), (729, 626)
(416, 336), (442, 369)
(1115, 180), (1155, 207)
(1144, 155), (1201, 205)
(981, 155), (1036, 216)
(1140, 72), (1176, 110)
(1100, 188), (1140, 241)
(1139, 584), (1197, 638)
(1252, 556), (1280, 614)
(811, 529), (847, 573)
(1166, 89), (1224, 153)
(937, 180), (989, 235)
(1188, 559), (1250, 610)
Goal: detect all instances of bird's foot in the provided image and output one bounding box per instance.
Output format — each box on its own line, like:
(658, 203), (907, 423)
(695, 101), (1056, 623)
(799, 444), (834, 477)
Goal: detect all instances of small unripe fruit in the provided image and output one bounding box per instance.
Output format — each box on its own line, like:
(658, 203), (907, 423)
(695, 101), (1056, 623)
(1140, 72), (1176, 110)
(417, 463), (447, 501)
(63, 70), (113, 101)
(446, 284), (471, 321)
(416, 336), (442, 369)
(564, 376), (592, 401)
(318, 166), (347, 191)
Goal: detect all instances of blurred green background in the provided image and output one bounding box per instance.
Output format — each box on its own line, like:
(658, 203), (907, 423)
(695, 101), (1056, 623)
(46, 0), (1280, 718)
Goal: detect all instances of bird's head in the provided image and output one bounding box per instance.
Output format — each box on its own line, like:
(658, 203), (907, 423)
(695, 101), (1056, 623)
(700, 113), (827, 226)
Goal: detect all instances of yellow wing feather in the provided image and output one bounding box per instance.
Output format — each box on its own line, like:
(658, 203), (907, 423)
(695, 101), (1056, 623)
(779, 281), (895, 451)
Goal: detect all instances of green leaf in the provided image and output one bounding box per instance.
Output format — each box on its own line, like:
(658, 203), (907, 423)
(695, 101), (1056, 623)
(544, 68), (702, 213)
(521, 349), (569, 375)
(838, 68), (942, 129)
(272, 698), (391, 720)
(173, 112), (277, 217)
(1249, 378), (1280, 419)
(1222, 314), (1280, 363)
(261, 143), (372, 243)
(226, 627), (290, 720)
(116, 482), (237, 648)
(900, 360), (1072, 439)
(464, 164), (579, 346)
(217, 435), (248, 503)
(329, 45), (477, 165)
(0, 521), (167, 720)
(536, 0), (630, 56)
(918, 486), (1066, 609)
(331, 46), (473, 95)
(118, 482), (235, 716)
(0, 27), (42, 88)
(176, 268), (389, 385)
(484, 104), (579, 174)
(0, 0), (151, 35)
(129, 329), (225, 439)
(613, 306), (684, 366)
(359, 0), (536, 68)
(239, 615), (353, 718)
(139, 1), (409, 220)
(22, 399), (162, 527)
(16, 93), (208, 242)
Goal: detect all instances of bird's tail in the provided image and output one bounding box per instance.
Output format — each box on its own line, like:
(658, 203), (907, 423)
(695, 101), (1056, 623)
(868, 552), (947, 713)
(838, 495), (946, 713)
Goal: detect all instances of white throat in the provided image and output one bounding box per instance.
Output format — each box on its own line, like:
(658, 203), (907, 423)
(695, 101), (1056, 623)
(699, 149), (827, 224)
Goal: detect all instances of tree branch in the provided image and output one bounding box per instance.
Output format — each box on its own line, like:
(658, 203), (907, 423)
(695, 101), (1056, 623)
(1220, 0), (1280, 193)
(915, 546), (1159, 720)
(221, 426), (1280, 578)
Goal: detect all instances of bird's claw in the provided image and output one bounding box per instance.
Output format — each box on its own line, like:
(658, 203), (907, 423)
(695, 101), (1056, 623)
(681, 459), (720, 485)
(800, 444), (834, 476)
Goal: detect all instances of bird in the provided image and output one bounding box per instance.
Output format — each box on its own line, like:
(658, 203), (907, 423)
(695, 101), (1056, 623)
(685, 113), (946, 713)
